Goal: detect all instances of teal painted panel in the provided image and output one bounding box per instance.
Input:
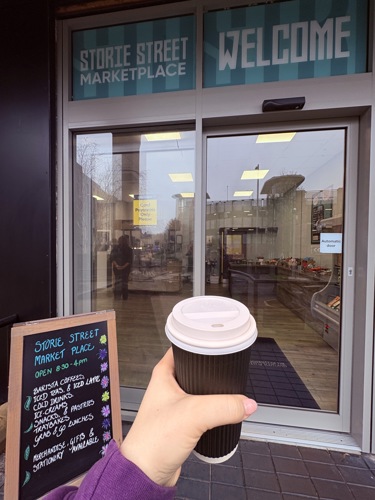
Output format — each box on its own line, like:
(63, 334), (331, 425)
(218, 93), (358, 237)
(204, 0), (368, 88)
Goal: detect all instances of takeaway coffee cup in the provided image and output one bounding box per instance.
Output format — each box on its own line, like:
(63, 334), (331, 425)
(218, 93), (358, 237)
(165, 295), (257, 463)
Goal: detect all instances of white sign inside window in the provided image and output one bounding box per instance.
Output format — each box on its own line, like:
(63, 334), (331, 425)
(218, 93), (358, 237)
(320, 233), (342, 253)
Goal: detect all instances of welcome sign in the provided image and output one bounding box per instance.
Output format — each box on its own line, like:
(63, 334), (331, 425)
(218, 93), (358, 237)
(72, 15), (195, 100)
(203, 0), (368, 87)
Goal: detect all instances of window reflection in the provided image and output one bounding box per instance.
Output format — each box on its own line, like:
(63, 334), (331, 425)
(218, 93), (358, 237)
(206, 130), (345, 412)
(73, 130), (195, 388)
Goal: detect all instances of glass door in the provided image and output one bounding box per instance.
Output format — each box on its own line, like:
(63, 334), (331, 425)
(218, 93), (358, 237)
(72, 129), (195, 390)
(205, 126), (355, 431)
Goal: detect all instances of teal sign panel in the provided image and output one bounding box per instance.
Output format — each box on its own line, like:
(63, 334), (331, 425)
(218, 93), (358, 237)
(72, 15), (195, 100)
(204, 0), (368, 87)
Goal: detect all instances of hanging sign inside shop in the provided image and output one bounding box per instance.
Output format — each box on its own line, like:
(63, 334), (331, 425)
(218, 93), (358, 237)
(133, 199), (157, 225)
(203, 0), (368, 88)
(4, 310), (122, 500)
(72, 15), (195, 100)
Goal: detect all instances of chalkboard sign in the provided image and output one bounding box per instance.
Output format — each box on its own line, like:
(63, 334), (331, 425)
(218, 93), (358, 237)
(5, 310), (122, 500)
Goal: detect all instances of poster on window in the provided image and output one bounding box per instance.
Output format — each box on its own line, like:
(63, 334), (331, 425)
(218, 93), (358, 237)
(133, 199), (157, 226)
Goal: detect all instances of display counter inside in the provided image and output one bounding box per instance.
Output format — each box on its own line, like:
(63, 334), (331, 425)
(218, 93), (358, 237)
(229, 263), (340, 350)
(275, 266), (330, 335)
(228, 264), (279, 307)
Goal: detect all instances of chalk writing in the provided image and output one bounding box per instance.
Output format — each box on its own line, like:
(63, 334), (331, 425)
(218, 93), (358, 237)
(19, 321), (113, 500)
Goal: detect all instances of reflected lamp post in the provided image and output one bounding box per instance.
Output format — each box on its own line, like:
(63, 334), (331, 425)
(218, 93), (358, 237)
(241, 165), (269, 262)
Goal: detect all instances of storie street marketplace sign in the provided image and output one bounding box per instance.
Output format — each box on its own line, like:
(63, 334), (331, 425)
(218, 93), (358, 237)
(72, 15), (195, 100)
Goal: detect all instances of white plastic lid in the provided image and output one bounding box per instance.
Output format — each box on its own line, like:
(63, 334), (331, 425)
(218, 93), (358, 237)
(165, 296), (257, 355)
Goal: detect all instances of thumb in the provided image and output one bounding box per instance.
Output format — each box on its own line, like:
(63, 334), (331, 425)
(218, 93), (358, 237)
(191, 394), (257, 433)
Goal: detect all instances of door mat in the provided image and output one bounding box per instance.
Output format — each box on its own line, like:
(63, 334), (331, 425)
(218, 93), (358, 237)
(245, 337), (320, 409)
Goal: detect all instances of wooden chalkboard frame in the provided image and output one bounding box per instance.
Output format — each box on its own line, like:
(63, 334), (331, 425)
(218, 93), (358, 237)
(5, 310), (122, 500)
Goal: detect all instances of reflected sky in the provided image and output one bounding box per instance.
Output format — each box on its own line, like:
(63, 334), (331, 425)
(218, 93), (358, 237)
(207, 129), (345, 202)
(76, 128), (345, 234)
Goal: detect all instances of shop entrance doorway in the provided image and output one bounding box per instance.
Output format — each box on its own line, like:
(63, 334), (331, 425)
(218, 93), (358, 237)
(205, 125), (356, 433)
(70, 122), (357, 435)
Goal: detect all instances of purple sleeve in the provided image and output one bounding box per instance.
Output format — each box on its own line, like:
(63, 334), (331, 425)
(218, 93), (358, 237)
(45, 440), (176, 500)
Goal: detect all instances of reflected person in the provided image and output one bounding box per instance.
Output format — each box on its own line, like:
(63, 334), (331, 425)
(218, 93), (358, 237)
(111, 235), (133, 300)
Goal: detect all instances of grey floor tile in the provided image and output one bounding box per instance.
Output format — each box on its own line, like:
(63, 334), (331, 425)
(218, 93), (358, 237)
(273, 456), (309, 476)
(269, 443), (301, 459)
(175, 477), (210, 500)
(363, 454), (375, 471)
(312, 477), (355, 500)
(298, 447), (335, 464)
(330, 451), (369, 468)
(349, 483), (375, 500)
(269, 442), (302, 459)
(246, 488), (283, 499)
(244, 469), (281, 492)
(304, 460), (344, 482)
(239, 439), (271, 455)
(241, 451), (275, 472)
(277, 473), (318, 496)
(211, 483), (248, 499)
(185, 452), (202, 463)
(211, 464), (244, 486)
(180, 460), (210, 481)
(337, 465), (375, 486)
(282, 495), (319, 499)
(221, 449), (242, 467)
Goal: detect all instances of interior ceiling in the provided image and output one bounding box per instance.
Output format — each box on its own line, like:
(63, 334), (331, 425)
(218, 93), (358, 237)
(55, 0), (189, 18)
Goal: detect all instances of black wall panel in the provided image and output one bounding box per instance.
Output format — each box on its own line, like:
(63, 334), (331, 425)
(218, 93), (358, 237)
(0, 0), (56, 324)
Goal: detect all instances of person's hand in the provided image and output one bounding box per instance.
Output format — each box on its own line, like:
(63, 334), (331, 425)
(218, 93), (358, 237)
(121, 348), (257, 488)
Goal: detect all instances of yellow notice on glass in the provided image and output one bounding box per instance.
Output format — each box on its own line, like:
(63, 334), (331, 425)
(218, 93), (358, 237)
(133, 199), (157, 225)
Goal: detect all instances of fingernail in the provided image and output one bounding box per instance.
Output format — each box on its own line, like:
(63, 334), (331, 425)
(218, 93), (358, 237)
(243, 398), (257, 416)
